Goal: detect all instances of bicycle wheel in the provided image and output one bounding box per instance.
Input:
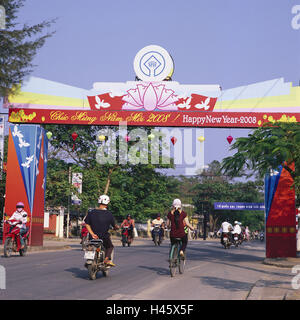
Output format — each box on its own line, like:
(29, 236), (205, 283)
(178, 252), (186, 274)
(169, 245), (178, 277)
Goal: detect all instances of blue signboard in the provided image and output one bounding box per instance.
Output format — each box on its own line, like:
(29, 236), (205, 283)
(214, 202), (265, 211)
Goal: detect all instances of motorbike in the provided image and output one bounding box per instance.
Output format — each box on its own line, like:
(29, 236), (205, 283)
(260, 232), (264, 242)
(80, 226), (89, 250)
(152, 225), (163, 246)
(232, 232), (240, 247)
(3, 219), (30, 257)
(84, 239), (113, 280)
(121, 225), (132, 247)
(222, 232), (231, 249)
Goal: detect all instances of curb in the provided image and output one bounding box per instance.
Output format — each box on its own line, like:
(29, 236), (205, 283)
(0, 245), (72, 255)
(263, 258), (298, 268)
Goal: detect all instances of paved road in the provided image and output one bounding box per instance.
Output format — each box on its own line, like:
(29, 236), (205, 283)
(0, 239), (298, 300)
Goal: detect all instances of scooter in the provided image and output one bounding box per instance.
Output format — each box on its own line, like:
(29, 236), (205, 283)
(84, 239), (113, 280)
(80, 226), (89, 250)
(121, 225), (132, 247)
(232, 232), (240, 247)
(152, 225), (163, 246)
(3, 219), (30, 257)
(260, 232), (264, 242)
(222, 232), (231, 249)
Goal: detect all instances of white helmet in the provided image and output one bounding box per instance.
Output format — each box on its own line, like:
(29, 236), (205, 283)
(172, 198), (182, 209)
(234, 221), (239, 225)
(98, 195), (110, 205)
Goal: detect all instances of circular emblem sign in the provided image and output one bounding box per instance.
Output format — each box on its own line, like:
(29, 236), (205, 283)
(134, 45), (174, 82)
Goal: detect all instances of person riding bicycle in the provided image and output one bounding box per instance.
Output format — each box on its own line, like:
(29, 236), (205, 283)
(84, 195), (119, 267)
(166, 199), (194, 257)
(9, 202), (28, 249)
(121, 214), (135, 243)
(151, 213), (164, 242)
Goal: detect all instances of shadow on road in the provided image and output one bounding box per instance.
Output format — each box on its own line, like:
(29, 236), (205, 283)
(186, 244), (292, 279)
(65, 267), (94, 280)
(138, 265), (170, 276)
(198, 276), (252, 291)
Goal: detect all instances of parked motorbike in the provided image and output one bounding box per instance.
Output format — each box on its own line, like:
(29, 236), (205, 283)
(84, 239), (113, 280)
(152, 225), (163, 246)
(222, 232), (231, 249)
(121, 225), (132, 247)
(80, 226), (89, 250)
(3, 219), (30, 257)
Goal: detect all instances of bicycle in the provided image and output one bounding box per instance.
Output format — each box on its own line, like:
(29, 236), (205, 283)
(169, 238), (186, 277)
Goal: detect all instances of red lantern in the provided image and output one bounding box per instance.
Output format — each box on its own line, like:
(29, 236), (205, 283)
(171, 136), (177, 145)
(227, 135), (233, 144)
(124, 135), (130, 142)
(72, 132), (78, 150)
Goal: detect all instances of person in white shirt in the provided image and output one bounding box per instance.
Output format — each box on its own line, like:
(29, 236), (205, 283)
(218, 219), (233, 245)
(151, 214), (164, 242)
(232, 221), (242, 234)
(232, 221), (242, 242)
(9, 202), (28, 248)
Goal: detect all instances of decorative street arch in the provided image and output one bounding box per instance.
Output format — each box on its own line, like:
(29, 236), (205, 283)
(3, 46), (300, 256)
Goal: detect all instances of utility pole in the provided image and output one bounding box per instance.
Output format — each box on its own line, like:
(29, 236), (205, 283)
(67, 165), (71, 238)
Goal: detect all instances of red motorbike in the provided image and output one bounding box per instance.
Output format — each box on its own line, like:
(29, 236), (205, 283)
(121, 225), (132, 247)
(3, 219), (30, 257)
(80, 225), (89, 250)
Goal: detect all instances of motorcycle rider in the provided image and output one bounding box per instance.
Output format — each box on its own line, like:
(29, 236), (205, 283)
(218, 218), (233, 245)
(121, 214), (135, 243)
(232, 221), (242, 242)
(84, 195), (119, 267)
(166, 199), (194, 257)
(9, 202), (28, 249)
(151, 213), (164, 242)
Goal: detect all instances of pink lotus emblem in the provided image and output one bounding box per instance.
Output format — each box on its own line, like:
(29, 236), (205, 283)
(122, 82), (179, 111)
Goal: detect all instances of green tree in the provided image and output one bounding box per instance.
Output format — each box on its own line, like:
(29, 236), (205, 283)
(0, 0), (55, 98)
(221, 122), (300, 205)
(191, 161), (264, 231)
(44, 124), (178, 222)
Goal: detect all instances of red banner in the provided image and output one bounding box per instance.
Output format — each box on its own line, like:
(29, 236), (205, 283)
(8, 108), (300, 128)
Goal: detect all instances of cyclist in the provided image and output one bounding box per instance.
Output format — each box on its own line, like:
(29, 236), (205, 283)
(166, 199), (194, 257)
(84, 195), (119, 267)
(9, 202), (28, 249)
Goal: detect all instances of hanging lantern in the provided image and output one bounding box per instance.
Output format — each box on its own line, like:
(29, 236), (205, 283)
(124, 135), (130, 142)
(46, 131), (52, 140)
(72, 132), (78, 150)
(97, 135), (106, 142)
(171, 136), (177, 145)
(227, 135), (233, 144)
(197, 136), (205, 142)
(148, 133), (155, 140)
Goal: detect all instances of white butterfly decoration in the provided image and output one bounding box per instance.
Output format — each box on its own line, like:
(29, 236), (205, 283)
(195, 97), (211, 110)
(21, 155), (34, 169)
(95, 96), (110, 109)
(12, 125), (30, 148)
(177, 97), (192, 110)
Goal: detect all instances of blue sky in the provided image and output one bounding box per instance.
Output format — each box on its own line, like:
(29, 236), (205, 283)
(4, 0), (300, 173)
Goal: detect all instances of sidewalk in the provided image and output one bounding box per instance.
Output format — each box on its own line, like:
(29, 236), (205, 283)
(0, 236), (151, 254)
(263, 256), (300, 268)
(249, 255), (300, 300)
